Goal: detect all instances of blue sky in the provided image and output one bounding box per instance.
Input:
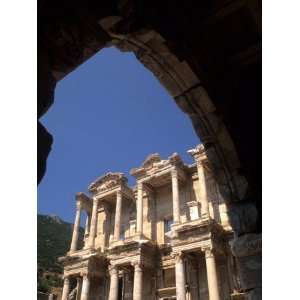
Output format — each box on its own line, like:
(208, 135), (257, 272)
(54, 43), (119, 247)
(37, 47), (200, 223)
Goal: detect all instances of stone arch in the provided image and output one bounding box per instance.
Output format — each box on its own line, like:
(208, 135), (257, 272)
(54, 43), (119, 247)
(38, 18), (257, 237)
(38, 5), (261, 296)
(97, 24), (252, 233)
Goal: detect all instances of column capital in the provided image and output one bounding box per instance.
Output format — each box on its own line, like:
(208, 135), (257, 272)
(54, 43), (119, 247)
(76, 200), (82, 210)
(131, 261), (143, 270)
(187, 144), (207, 162)
(171, 167), (178, 178)
(203, 247), (216, 259)
(93, 197), (99, 205)
(172, 251), (184, 263)
(108, 264), (118, 276)
(137, 181), (143, 190)
(63, 274), (70, 281)
(80, 271), (88, 277)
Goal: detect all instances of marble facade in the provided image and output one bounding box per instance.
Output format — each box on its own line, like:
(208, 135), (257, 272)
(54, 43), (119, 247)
(59, 145), (244, 300)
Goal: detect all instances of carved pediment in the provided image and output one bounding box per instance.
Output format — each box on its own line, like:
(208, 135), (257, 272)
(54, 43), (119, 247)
(142, 153), (161, 169)
(131, 152), (184, 178)
(88, 172), (128, 193)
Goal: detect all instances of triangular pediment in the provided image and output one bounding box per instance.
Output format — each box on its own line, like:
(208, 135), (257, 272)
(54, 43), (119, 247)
(88, 172), (128, 193)
(141, 153), (161, 169)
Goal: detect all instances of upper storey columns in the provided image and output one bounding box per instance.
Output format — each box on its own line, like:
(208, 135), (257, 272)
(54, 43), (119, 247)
(136, 182), (143, 236)
(70, 193), (92, 253)
(197, 160), (209, 217)
(88, 197), (99, 248)
(70, 200), (82, 253)
(113, 190), (123, 241)
(188, 145), (210, 218)
(171, 167), (181, 224)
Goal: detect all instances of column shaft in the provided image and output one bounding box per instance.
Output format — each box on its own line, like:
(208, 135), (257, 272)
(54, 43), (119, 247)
(171, 169), (180, 223)
(133, 263), (143, 300)
(84, 213), (90, 236)
(136, 183), (143, 235)
(197, 162), (209, 217)
(61, 277), (70, 300)
(84, 213), (91, 249)
(175, 254), (186, 300)
(108, 266), (119, 300)
(205, 249), (221, 300)
(80, 275), (90, 300)
(114, 191), (122, 240)
(70, 204), (81, 252)
(88, 198), (98, 248)
(76, 277), (82, 300)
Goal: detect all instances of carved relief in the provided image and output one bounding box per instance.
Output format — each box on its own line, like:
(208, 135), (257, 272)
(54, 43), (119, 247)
(88, 172), (128, 193)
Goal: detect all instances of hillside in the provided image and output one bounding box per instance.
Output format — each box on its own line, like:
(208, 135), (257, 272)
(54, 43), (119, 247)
(37, 214), (84, 293)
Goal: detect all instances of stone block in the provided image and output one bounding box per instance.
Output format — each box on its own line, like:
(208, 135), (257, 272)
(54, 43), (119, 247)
(235, 254), (261, 290)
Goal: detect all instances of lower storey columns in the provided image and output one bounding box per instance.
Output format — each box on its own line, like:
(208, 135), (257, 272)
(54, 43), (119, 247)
(133, 263), (143, 300)
(205, 248), (221, 300)
(175, 252), (186, 300)
(61, 276), (70, 300)
(108, 265), (119, 300)
(76, 277), (82, 300)
(80, 274), (90, 300)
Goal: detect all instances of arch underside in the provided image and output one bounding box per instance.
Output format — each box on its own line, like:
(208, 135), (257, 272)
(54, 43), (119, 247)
(38, 1), (261, 297)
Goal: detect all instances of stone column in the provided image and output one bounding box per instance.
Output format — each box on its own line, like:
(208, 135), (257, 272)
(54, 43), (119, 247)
(84, 213), (91, 249)
(136, 182), (143, 235)
(48, 294), (54, 300)
(70, 201), (82, 252)
(133, 262), (143, 300)
(108, 265), (119, 300)
(84, 213), (90, 236)
(205, 248), (221, 300)
(80, 274), (90, 300)
(114, 190), (122, 240)
(171, 168), (180, 224)
(188, 145), (210, 218)
(76, 277), (82, 300)
(88, 198), (99, 248)
(175, 252), (186, 300)
(61, 276), (70, 300)
(196, 161), (209, 217)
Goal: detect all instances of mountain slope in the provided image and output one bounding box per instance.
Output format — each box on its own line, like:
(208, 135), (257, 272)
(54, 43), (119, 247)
(37, 214), (84, 293)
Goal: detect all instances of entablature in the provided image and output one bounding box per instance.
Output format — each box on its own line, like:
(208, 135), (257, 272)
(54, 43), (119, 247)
(76, 192), (92, 213)
(107, 240), (156, 270)
(60, 252), (107, 278)
(171, 220), (227, 256)
(93, 184), (134, 204)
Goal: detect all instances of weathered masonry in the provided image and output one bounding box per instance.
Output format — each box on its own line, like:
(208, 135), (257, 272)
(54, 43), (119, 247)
(60, 145), (252, 300)
(39, 1), (262, 298)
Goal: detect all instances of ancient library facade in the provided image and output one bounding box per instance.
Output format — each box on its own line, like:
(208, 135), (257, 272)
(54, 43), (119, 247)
(60, 145), (242, 300)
